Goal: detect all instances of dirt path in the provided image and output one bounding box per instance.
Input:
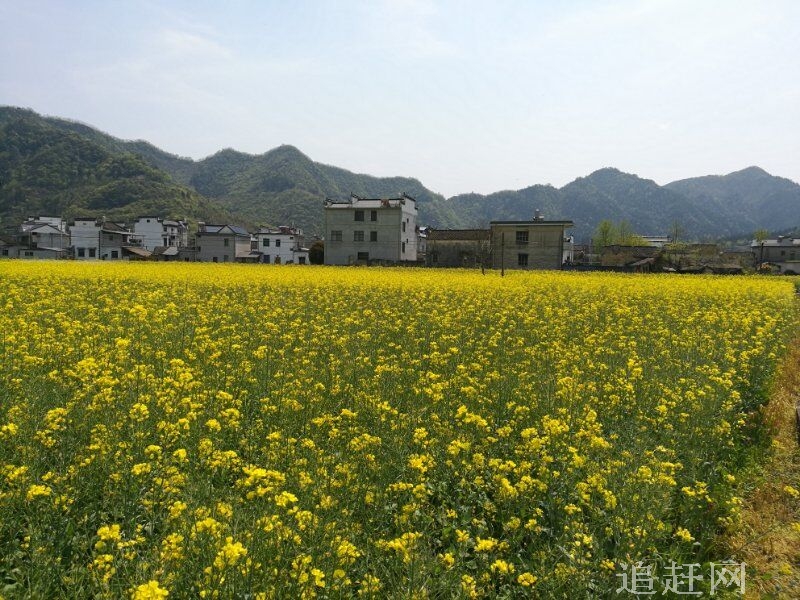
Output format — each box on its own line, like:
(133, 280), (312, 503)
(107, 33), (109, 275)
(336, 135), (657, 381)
(730, 340), (800, 598)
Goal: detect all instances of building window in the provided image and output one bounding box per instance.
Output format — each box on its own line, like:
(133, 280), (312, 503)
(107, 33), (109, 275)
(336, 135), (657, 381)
(89, 248), (96, 258)
(516, 231), (529, 245)
(24, 251), (34, 257)
(402, 222), (406, 232)
(263, 238), (270, 247)
(264, 255), (270, 264)
(518, 253), (529, 267)
(354, 230), (364, 242)
(402, 242), (406, 253)
(355, 210), (365, 221)
(431, 251), (439, 264)
(275, 239), (281, 248)
(224, 238), (230, 247)
(111, 250), (119, 259)
(330, 230), (342, 242)
(298, 256), (306, 265)
(357, 252), (369, 261)
(370, 231), (378, 242)
(77, 248), (86, 257)
(370, 210), (377, 222)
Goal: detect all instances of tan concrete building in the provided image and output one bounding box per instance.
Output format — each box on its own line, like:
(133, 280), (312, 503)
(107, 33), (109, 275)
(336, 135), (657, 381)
(490, 218), (574, 271)
(426, 229), (491, 268)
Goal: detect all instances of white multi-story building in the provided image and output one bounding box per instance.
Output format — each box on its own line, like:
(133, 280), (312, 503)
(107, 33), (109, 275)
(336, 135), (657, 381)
(133, 216), (189, 250)
(70, 218), (103, 260)
(253, 226), (308, 264)
(70, 218), (147, 260)
(324, 193), (418, 265)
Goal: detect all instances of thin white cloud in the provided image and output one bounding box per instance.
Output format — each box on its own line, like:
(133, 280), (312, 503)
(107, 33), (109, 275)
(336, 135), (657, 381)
(4, 1), (798, 194)
(359, 0), (461, 59)
(157, 29), (233, 61)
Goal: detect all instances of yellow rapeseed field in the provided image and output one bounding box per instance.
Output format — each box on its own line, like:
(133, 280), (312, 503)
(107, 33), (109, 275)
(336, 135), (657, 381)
(0, 262), (796, 598)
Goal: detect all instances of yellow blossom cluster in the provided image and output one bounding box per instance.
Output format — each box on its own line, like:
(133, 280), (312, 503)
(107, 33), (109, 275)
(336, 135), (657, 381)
(0, 261), (796, 596)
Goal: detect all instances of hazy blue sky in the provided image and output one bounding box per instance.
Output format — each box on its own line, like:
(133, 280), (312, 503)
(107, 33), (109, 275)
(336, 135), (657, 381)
(2, 0), (798, 196)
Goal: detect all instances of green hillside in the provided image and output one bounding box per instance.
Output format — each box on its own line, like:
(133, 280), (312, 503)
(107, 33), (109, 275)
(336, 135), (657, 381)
(0, 110), (231, 227)
(0, 107), (457, 236)
(558, 168), (721, 241)
(2, 106), (798, 242)
(665, 167), (800, 236)
(183, 145), (460, 236)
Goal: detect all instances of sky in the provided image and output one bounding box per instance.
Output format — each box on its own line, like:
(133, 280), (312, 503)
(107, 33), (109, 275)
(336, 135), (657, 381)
(1, 0), (799, 197)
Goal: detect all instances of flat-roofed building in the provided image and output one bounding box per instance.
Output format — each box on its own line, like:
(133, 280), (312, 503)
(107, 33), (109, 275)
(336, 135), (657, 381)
(70, 217), (146, 260)
(490, 214), (574, 271)
(752, 236), (800, 274)
(324, 193), (417, 265)
(134, 216), (189, 251)
(254, 226), (309, 264)
(426, 229), (491, 268)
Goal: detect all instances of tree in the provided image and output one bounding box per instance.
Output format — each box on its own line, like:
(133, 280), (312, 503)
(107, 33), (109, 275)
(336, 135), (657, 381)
(593, 220), (616, 253)
(309, 240), (324, 264)
(617, 220), (649, 245)
(669, 220), (684, 243)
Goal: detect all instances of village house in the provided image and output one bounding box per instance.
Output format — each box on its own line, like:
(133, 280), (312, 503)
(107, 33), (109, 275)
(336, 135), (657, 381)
(133, 216), (189, 251)
(640, 235), (672, 247)
(324, 193), (418, 265)
(417, 227), (428, 263)
(69, 217), (148, 260)
(600, 245), (661, 271)
(4, 216), (71, 259)
(0, 236), (13, 258)
(253, 226), (309, 264)
(752, 236), (800, 274)
(195, 223), (252, 263)
(490, 213), (574, 271)
(426, 229), (491, 268)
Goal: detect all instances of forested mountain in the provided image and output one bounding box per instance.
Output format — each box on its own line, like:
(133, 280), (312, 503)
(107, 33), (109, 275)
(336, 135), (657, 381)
(179, 144), (460, 235)
(665, 167), (800, 236)
(0, 107), (458, 235)
(448, 167), (799, 241)
(1, 106), (798, 241)
(0, 109), (231, 227)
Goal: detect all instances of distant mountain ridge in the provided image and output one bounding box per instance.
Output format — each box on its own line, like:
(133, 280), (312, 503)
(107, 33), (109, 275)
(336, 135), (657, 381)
(1, 106), (798, 241)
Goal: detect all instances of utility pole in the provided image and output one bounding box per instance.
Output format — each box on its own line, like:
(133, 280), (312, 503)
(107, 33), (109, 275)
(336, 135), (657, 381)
(501, 232), (505, 277)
